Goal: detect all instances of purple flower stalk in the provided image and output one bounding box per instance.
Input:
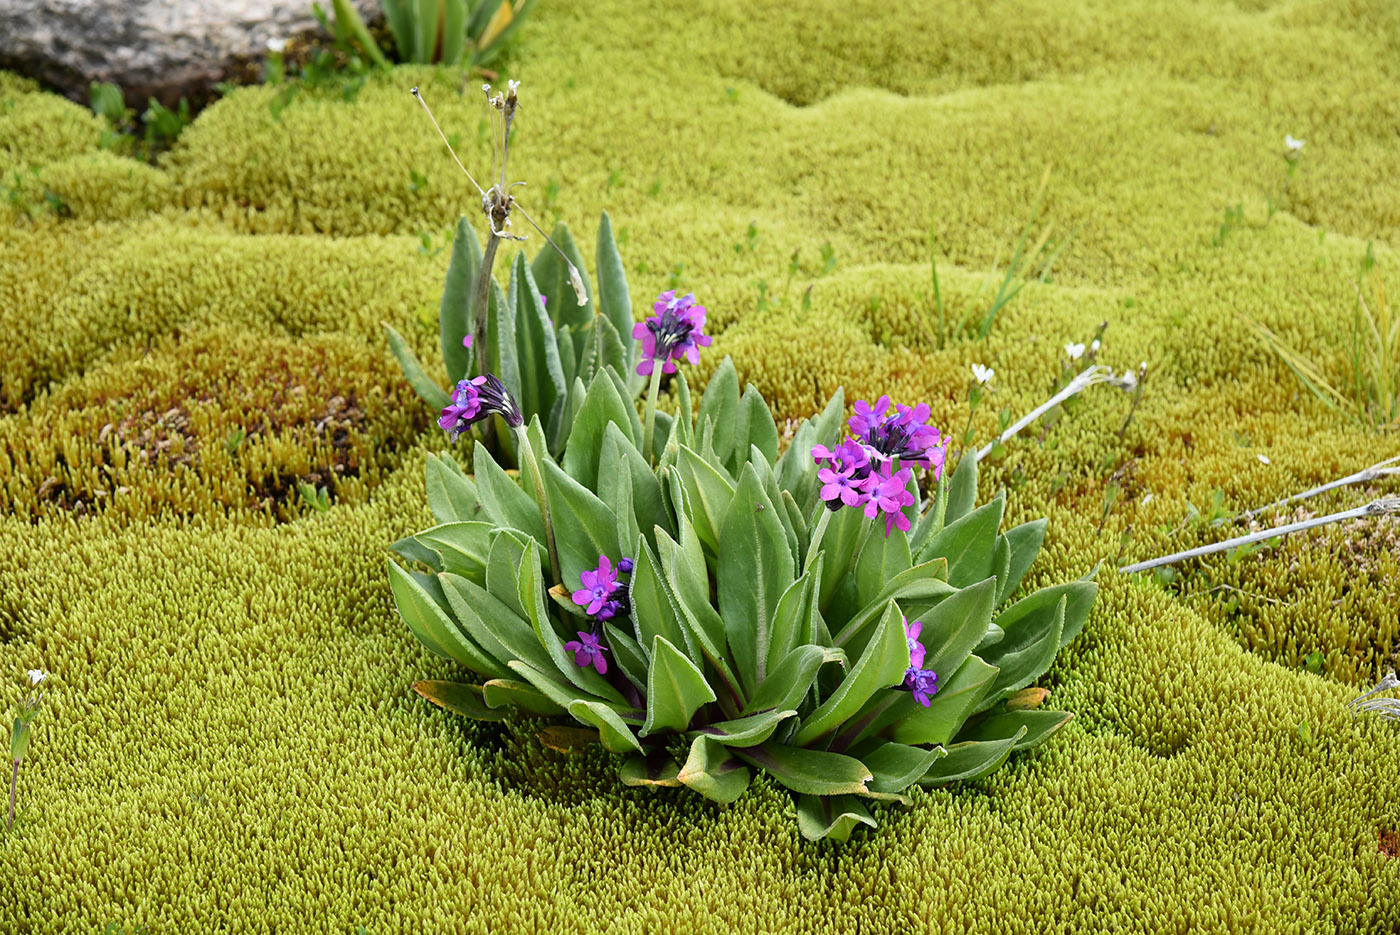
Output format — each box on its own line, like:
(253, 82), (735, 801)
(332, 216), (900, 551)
(564, 630), (609, 674)
(633, 290), (712, 376)
(903, 667), (939, 707)
(438, 373), (523, 441)
(903, 617), (926, 669)
(571, 555), (621, 615)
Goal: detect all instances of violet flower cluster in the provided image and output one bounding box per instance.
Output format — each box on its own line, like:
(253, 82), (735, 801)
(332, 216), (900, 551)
(633, 290), (712, 376)
(565, 555), (635, 674)
(438, 373), (523, 441)
(902, 617), (939, 707)
(812, 396), (947, 536)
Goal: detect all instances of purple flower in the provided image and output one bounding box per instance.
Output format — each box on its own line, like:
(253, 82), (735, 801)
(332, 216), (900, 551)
(849, 398), (947, 477)
(616, 557), (635, 575)
(462, 334), (473, 349)
(633, 290), (713, 376)
(903, 617), (925, 669)
(903, 667), (939, 707)
(571, 555), (620, 616)
(862, 466), (916, 537)
(812, 439), (873, 510)
(438, 373), (523, 441)
(564, 630), (609, 674)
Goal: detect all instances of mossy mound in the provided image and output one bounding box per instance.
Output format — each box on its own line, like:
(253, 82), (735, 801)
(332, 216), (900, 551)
(2, 0), (1400, 929)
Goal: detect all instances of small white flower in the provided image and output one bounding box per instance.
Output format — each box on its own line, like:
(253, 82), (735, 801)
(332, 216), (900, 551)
(1064, 342), (1085, 360)
(1257, 454), (1271, 465)
(1119, 370), (1138, 390)
(27, 669), (46, 687)
(1090, 339), (1101, 352)
(1141, 493), (1154, 506)
(482, 83), (492, 93)
(569, 265), (588, 306)
(1285, 134), (1305, 152)
(971, 363), (994, 385)
(266, 37), (287, 53)
(507, 79), (520, 94)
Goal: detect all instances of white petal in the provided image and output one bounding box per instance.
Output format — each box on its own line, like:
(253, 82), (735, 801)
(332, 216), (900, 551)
(1257, 454), (1271, 465)
(27, 669), (46, 686)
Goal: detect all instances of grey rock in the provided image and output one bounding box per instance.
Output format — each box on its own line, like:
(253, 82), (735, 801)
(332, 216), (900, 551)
(0, 0), (380, 107)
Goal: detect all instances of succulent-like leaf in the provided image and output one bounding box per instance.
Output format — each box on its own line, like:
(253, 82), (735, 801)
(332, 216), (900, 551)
(977, 595), (1066, 712)
(620, 751), (682, 788)
(413, 680), (506, 721)
(463, 0), (505, 40)
(643, 635), (717, 736)
(411, 0), (434, 62)
(425, 454), (481, 523)
(794, 601), (909, 746)
(887, 654), (999, 745)
(674, 445), (735, 554)
(734, 385), (779, 470)
(471, 442), (546, 543)
(379, 0), (412, 58)
(510, 254), (567, 430)
(795, 794), (876, 842)
(595, 212), (634, 372)
(678, 735), (752, 804)
(485, 530), (530, 618)
(995, 582), (1097, 656)
(568, 700), (643, 754)
(671, 371), (694, 447)
(602, 621), (649, 690)
(388, 534), (442, 571)
(765, 557), (822, 675)
(692, 708), (796, 746)
(920, 577), (997, 680)
(439, 217), (481, 381)
(531, 222), (592, 332)
(439, 571), (552, 675)
(485, 276), (519, 401)
(855, 741), (946, 794)
(629, 539), (696, 665)
(542, 458), (621, 587)
(384, 323), (451, 410)
(537, 724), (599, 752)
(482, 677), (565, 716)
(830, 559), (953, 650)
(697, 357), (740, 464)
(733, 743), (872, 796)
(813, 503), (869, 612)
(719, 465), (795, 695)
(919, 491), (1004, 588)
(918, 728), (1028, 786)
(998, 519), (1047, 605)
(518, 541), (628, 704)
(599, 424), (670, 552)
(853, 522), (913, 612)
(506, 660), (636, 721)
(942, 450), (979, 525)
(957, 709), (1073, 751)
(417, 522), (493, 585)
(562, 368), (635, 490)
(655, 522), (735, 691)
(387, 561), (508, 677)
(746, 644), (844, 715)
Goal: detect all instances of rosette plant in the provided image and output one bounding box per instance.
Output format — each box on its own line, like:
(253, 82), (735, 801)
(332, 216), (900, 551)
(388, 315), (1095, 841)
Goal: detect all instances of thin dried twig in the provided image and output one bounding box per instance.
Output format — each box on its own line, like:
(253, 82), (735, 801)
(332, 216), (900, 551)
(1215, 454), (1400, 526)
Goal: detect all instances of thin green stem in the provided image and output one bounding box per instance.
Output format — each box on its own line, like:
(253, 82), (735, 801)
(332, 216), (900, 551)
(642, 367), (664, 466)
(804, 506), (834, 574)
(513, 426), (562, 587)
(7, 760), (16, 832)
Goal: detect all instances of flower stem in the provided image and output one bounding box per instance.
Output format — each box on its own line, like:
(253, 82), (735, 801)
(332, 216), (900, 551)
(7, 760), (16, 832)
(513, 426), (563, 587)
(804, 506), (834, 574)
(642, 367), (664, 466)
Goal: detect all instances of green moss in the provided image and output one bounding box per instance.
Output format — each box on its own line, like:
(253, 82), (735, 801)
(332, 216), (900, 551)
(2, 0), (1400, 927)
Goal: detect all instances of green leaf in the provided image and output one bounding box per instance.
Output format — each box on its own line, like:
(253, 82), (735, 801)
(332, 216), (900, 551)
(795, 794), (876, 842)
(482, 677), (565, 716)
(486, 277), (520, 402)
(854, 741), (946, 794)
(384, 323), (451, 409)
(888, 654), (999, 745)
(643, 635), (717, 736)
(674, 445), (736, 554)
(389, 534), (441, 571)
(735, 385), (779, 468)
(387, 561), (507, 677)
(719, 465), (795, 695)
(417, 522), (493, 585)
(918, 491), (1004, 588)
(599, 423), (670, 552)
(464, 0), (505, 38)
(542, 458), (621, 587)
(995, 580), (1096, 653)
(830, 558), (954, 650)
(943, 450), (979, 524)
(472, 443), (546, 543)
(439, 217), (481, 381)
(439, 571), (551, 675)
(332, 0), (391, 66)
(413, 680), (505, 721)
(671, 371), (694, 446)
(602, 621), (649, 691)
(691, 708), (796, 746)
(510, 253), (567, 428)
(380, 0), (412, 55)
(733, 743), (872, 796)
(531, 222), (592, 332)
(485, 530), (529, 618)
(853, 522), (913, 612)
(921, 577), (997, 681)
(745, 644), (844, 715)
(794, 601), (909, 746)
(977, 596), (1066, 712)
(918, 729), (1027, 786)
(567, 699), (643, 753)
(998, 519), (1047, 604)
(655, 519), (730, 672)
(506, 660), (628, 717)
(595, 212), (634, 372)
(562, 369), (635, 490)
(957, 709), (1073, 751)
(765, 558), (822, 675)
(439, 0), (467, 64)
(425, 453), (481, 523)
(412, 0), (435, 62)
(628, 538), (695, 664)
(620, 751), (682, 788)
(814, 504), (869, 611)
(678, 735), (752, 804)
(697, 356), (740, 464)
